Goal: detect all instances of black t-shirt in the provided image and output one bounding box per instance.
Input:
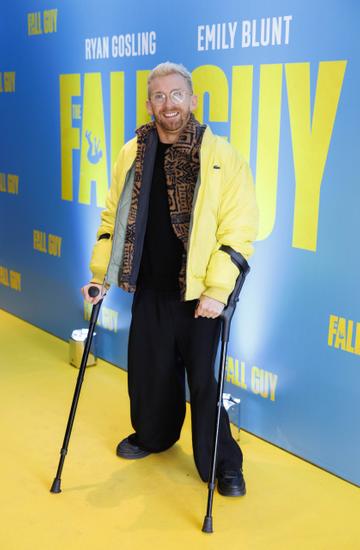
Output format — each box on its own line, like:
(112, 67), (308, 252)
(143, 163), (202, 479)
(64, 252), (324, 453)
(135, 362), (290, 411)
(137, 142), (184, 291)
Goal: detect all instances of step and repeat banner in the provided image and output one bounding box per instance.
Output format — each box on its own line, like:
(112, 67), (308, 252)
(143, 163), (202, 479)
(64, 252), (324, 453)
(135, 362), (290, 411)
(0, 1), (359, 485)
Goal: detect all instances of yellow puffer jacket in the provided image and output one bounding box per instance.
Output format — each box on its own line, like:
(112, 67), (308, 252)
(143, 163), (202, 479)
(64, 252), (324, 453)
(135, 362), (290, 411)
(90, 126), (258, 304)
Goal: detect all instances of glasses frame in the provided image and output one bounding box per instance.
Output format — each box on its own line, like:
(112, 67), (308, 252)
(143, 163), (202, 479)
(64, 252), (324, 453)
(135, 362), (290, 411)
(149, 89), (193, 105)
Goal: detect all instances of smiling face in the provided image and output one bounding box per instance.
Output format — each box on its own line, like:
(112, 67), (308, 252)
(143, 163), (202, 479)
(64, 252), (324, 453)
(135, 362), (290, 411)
(146, 73), (198, 143)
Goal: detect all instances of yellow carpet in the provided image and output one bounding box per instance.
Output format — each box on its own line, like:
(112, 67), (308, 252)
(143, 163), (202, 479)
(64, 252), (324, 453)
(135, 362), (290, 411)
(0, 308), (359, 550)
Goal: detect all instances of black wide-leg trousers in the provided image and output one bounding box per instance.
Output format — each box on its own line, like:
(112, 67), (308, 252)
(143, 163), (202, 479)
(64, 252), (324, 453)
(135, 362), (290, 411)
(127, 287), (243, 481)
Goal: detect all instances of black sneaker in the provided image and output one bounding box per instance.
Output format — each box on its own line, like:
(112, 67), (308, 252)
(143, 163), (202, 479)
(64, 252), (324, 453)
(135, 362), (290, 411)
(116, 434), (151, 459)
(217, 469), (246, 497)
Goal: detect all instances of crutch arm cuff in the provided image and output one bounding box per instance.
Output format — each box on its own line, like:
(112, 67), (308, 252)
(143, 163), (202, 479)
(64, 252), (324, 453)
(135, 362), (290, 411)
(219, 245), (250, 275)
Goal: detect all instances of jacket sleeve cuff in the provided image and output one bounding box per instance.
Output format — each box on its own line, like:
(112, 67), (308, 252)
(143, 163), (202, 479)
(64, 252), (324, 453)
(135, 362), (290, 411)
(90, 275), (105, 285)
(203, 287), (229, 305)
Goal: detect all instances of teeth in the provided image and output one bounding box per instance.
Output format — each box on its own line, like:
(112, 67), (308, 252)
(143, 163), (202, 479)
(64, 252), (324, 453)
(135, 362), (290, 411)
(164, 112), (178, 118)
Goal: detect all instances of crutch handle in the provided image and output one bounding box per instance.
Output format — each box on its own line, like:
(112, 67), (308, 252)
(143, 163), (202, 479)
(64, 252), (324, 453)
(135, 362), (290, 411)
(88, 286), (100, 298)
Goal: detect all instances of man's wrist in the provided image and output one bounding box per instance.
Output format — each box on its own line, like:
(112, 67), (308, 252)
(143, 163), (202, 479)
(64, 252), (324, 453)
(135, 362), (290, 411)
(202, 288), (228, 305)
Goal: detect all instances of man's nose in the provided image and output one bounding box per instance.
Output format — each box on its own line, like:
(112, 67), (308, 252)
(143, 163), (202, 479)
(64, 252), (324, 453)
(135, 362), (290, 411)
(164, 95), (175, 107)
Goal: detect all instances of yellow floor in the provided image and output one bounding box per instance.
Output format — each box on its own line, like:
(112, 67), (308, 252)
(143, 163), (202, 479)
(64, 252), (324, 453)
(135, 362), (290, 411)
(0, 309), (359, 550)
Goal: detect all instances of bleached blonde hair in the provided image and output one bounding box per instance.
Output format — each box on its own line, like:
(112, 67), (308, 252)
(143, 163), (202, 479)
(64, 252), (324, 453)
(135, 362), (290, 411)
(147, 61), (193, 96)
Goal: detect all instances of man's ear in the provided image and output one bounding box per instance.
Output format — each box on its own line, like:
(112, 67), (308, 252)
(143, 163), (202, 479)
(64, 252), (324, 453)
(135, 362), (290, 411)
(146, 99), (153, 117)
(190, 94), (198, 112)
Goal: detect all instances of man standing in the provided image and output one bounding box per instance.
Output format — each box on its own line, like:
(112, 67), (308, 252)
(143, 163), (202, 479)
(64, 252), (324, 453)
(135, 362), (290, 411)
(82, 62), (258, 496)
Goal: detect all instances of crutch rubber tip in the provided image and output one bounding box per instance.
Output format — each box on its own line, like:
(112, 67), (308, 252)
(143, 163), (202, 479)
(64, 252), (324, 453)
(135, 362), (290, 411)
(202, 516), (213, 533)
(50, 478), (62, 493)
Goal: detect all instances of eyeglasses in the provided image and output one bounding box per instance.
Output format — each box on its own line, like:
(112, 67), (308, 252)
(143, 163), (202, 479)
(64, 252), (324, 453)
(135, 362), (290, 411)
(149, 89), (192, 105)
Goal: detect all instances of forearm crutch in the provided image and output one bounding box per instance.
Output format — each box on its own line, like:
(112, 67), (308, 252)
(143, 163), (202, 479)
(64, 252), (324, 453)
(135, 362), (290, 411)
(202, 246), (250, 533)
(50, 286), (103, 493)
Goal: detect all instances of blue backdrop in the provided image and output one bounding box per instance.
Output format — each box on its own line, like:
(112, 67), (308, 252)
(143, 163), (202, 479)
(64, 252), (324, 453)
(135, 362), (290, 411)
(1, 0), (359, 485)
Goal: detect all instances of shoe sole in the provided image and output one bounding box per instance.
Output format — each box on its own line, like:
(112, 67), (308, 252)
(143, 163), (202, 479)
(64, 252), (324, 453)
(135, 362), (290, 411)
(116, 451), (151, 460)
(217, 484), (246, 497)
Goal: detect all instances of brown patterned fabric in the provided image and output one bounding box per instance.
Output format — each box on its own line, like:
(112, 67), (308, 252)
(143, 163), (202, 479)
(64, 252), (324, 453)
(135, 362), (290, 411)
(118, 120), (154, 293)
(163, 115), (206, 297)
(119, 114), (206, 297)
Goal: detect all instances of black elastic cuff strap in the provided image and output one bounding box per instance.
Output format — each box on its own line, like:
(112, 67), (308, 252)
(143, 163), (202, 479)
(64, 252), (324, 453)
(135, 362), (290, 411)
(98, 233), (111, 241)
